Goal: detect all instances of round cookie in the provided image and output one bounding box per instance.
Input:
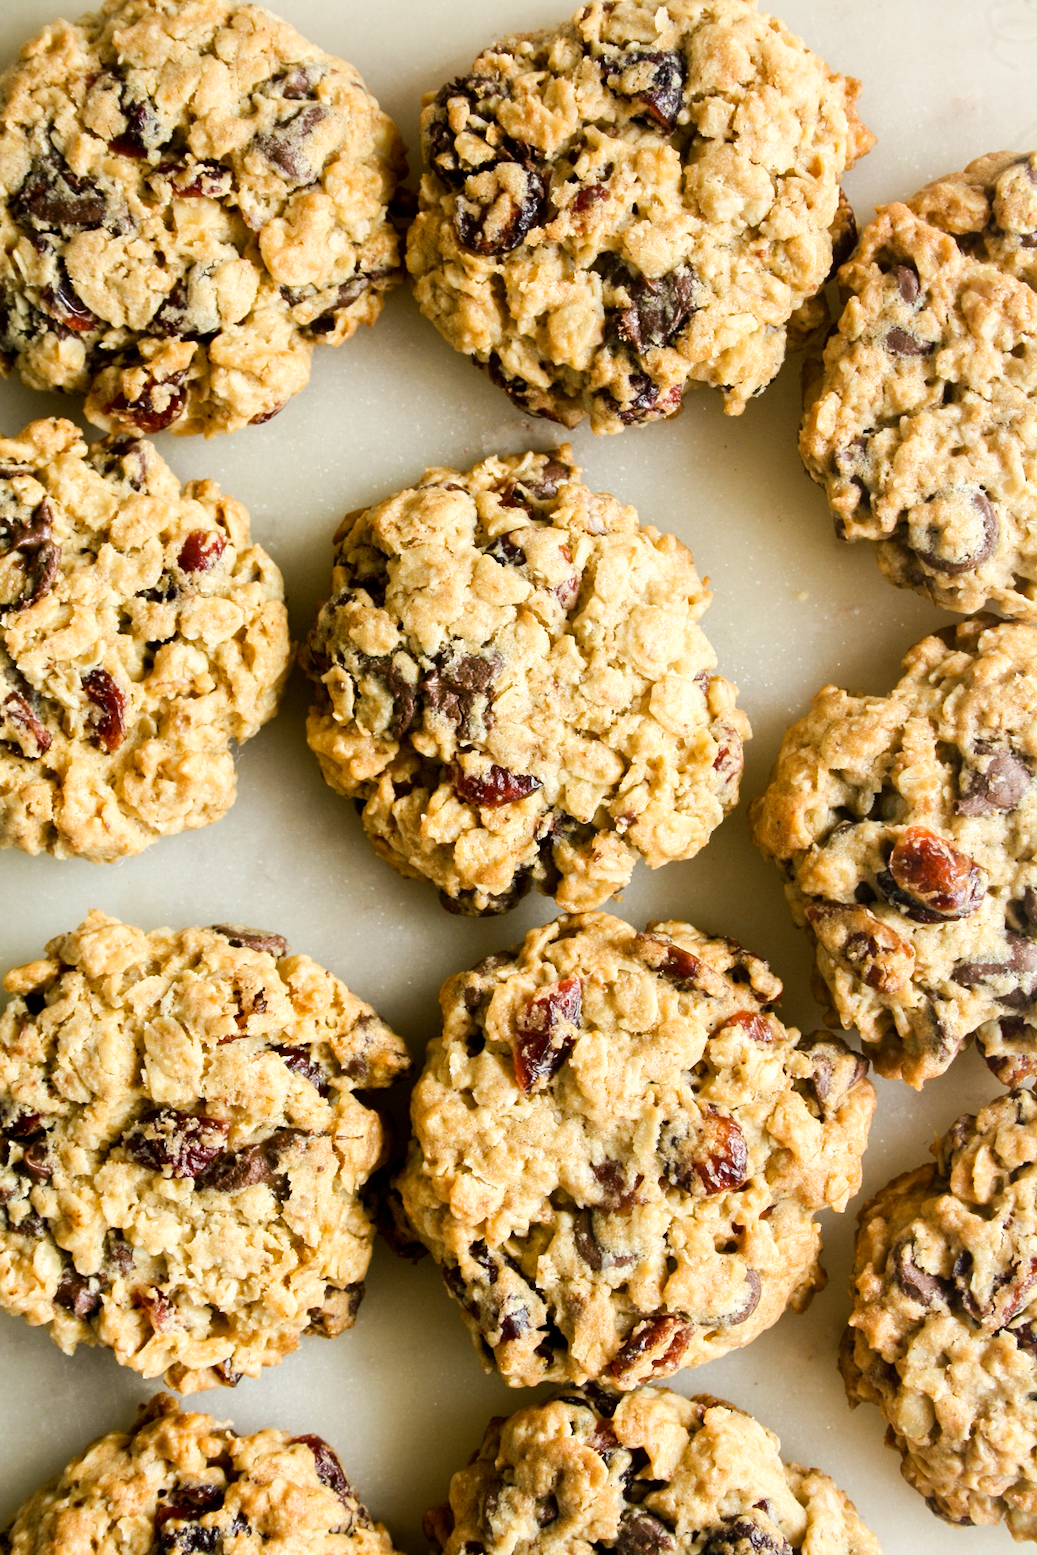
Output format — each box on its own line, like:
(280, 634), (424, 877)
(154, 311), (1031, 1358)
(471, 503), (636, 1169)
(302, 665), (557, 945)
(0, 417), (291, 860)
(0, 910), (411, 1392)
(801, 150), (1037, 618)
(394, 911), (875, 1389)
(0, 0), (404, 436)
(406, 0), (873, 433)
(750, 616), (1037, 1088)
(424, 1384), (881, 1555)
(302, 446), (749, 915)
(1, 1391), (402, 1554)
(842, 1088), (1037, 1539)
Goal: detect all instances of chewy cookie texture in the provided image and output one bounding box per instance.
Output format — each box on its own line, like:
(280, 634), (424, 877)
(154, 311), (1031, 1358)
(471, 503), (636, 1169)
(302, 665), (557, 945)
(407, 0), (873, 432)
(0, 911), (411, 1392)
(843, 1089), (1037, 1541)
(0, 1391), (401, 1555)
(303, 447), (748, 915)
(395, 911), (874, 1388)
(0, 0), (404, 435)
(0, 418), (291, 860)
(751, 617), (1037, 1089)
(425, 1384), (881, 1555)
(802, 150), (1037, 619)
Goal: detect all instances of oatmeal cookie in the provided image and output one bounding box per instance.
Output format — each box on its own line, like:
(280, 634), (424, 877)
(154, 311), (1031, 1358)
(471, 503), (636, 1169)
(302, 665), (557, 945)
(0, 0), (404, 436)
(842, 1088), (1037, 1539)
(394, 911), (874, 1389)
(0, 417), (291, 860)
(0, 910), (411, 1392)
(750, 616), (1037, 1088)
(1, 1391), (402, 1554)
(406, 0), (873, 433)
(801, 150), (1037, 618)
(424, 1383), (880, 1555)
(302, 446), (748, 915)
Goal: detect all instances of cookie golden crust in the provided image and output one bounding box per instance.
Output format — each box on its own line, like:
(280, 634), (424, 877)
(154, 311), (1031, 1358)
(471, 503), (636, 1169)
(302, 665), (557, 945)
(1, 1392), (403, 1555)
(406, 0), (872, 433)
(395, 912), (874, 1389)
(0, 0), (405, 436)
(0, 418), (291, 860)
(801, 151), (1037, 618)
(302, 447), (749, 916)
(750, 617), (1037, 1088)
(0, 911), (411, 1393)
(426, 1385), (881, 1555)
(842, 1089), (1037, 1540)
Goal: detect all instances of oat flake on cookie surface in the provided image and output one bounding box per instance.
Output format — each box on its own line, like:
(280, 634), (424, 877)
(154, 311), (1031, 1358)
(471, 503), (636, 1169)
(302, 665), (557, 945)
(406, 0), (873, 434)
(394, 911), (874, 1389)
(842, 1088), (1037, 1541)
(0, 0), (405, 436)
(302, 446), (749, 916)
(801, 150), (1037, 618)
(424, 1383), (881, 1555)
(0, 417), (291, 861)
(751, 616), (1037, 1089)
(0, 1391), (403, 1554)
(0, 910), (411, 1393)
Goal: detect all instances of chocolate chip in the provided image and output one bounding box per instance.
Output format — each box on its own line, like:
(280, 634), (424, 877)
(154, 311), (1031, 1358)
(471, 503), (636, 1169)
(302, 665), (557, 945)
(424, 651), (499, 737)
(19, 1140), (52, 1181)
(910, 489), (999, 575)
(512, 975), (582, 1093)
(155, 1484), (225, 1554)
(892, 1239), (950, 1307)
(605, 50), (686, 132)
(198, 1128), (304, 1193)
(122, 1110), (229, 1177)
(797, 1035), (869, 1118)
(12, 154), (125, 235)
(957, 746), (1030, 815)
(0, 498), (61, 613)
(209, 925), (288, 956)
(55, 1267), (102, 1319)
(615, 1510), (676, 1555)
(877, 827), (985, 922)
(896, 263), (921, 304)
(721, 1268), (762, 1327)
(574, 1209), (604, 1270)
(256, 105), (334, 181)
(455, 161), (548, 255)
(598, 369), (682, 425)
(356, 653), (419, 739)
(591, 1159), (641, 1210)
(699, 1514), (792, 1555)
(82, 667), (127, 752)
(610, 262), (700, 352)
(886, 326), (934, 356)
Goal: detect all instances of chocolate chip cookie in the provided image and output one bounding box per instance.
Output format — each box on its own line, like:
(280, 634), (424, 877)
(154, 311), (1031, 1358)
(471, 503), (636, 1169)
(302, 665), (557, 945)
(0, 417), (291, 860)
(302, 447), (749, 915)
(424, 1384), (881, 1555)
(2, 1391), (402, 1554)
(0, 0), (404, 436)
(394, 911), (874, 1389)
(842, 1088), (1037, 1538)
(801, 151), (1037, 617)
(406, 0), (873, 432)
(0, 910), (411, 1392)
(751, 616), (1037, 1088)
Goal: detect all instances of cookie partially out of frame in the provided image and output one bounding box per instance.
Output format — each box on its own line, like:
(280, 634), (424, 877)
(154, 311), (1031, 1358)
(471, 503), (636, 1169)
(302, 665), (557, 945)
(751, 616), (1037, 1088)
(406, 0), (873, 433)
(302, 446), (748, 916)
(1, 1391), (402, 1555)
(0, 0), (405, 436)
(0, 910), (411, 1393)
(425, 1384), (881, 1555)
(0, 417), (291, 860)
(395, 911), (874, 1389)
(842, 1088), (1037, 1540)
(801, 150), (1037, 618)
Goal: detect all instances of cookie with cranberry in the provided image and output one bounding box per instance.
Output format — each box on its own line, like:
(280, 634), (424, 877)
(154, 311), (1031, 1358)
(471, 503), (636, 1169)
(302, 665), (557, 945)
(751, 617), (1037, 1087)
(801, 151), (1037, 617)
(842, 1088), (1037, 1538)
(0, 0), (404, 436)
(394, 911), (874, 1389)
(1, 1391), (402, 1555)
(406, 0), (872, 433)
(425, 1385), (880, 1555)
(0, 910), (411, 1392)
(0, 417), (291, 860)
(302, 446), (748, 915)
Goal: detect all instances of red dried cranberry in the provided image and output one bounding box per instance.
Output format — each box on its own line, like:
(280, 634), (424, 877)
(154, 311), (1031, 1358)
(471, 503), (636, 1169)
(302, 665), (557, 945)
(512, 975), (582, 1092)
(606, 1312), (692, 1381)
(452, 762), (542, 808)
(178, 530), (226, 572)
(877, 826), (985, 922)
(605, 50), (686, 132)
(293, 1434), (351, 1504)
(122, 1109), (229, 1177)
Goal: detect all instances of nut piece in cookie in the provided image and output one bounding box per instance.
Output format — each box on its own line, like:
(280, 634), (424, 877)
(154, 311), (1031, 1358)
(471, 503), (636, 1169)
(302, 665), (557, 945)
(750, 615), (1037, 1087)
(407, 0), (873, 432)
(0, 910), (411, 1392)
(394, 911), (874, 1388)
(425, 1384), (880, 1555)
(843, 1088), (1037, 1539)
(0, 0), (405, 435)
(0, 418), (291, 860)
(801, 150), (1037, 619)
(302, 447), (749, 915)
(0, 1391), (404, 1554)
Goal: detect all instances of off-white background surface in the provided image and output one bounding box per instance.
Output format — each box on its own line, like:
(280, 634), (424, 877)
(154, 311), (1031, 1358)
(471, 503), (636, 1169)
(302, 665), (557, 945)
(0, 0), (1035, 1549)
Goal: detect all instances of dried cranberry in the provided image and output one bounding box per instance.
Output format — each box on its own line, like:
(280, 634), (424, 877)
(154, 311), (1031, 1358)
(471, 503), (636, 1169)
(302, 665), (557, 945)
(110, 93), (167, 158)
(512, 975), (582, 1092)
(178, 531), (226, 572)
(275, 1045), (329, 1094)
(452, 761), (542, 808)
(155, 1484), (225, 1553)
(454, 162), (548, 255)
(606, 1313), (691, 1382)
(166, 160), (232, 199)
(293, 1434), (351, 1504)
(2, 692), (52, 756)
(612, 263), (699, 352)
(717, 1011), (771, 1043)
(636, 934), (704, 989)
(661, 1108), (748, 1195)
(82, 668), (127, 752)
(605, 50), (686, 132)
(591, 1159), (641, 1209)
(574, 182), (609, 214)
(134, 1286), (175, 1330)
(877, 826), (985, 922)
(103, 371), (188, 434)
(122, 1109), (229, 1177)
(42, 271), (98, 333)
